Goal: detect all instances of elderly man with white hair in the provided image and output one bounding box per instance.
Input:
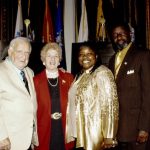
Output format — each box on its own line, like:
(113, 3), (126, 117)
(0, 37), (38, 150)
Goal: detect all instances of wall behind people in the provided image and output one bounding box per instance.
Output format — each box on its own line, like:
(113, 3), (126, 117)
(0, 0), (147, 45)
(0, 0), (148, 74)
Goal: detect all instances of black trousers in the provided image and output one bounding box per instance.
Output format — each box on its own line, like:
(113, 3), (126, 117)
(107, 141), (148, 150)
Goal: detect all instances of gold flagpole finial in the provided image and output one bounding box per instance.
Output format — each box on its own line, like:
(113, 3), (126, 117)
(24, 19), (31, 38)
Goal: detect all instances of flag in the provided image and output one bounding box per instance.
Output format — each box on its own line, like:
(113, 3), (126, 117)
(64, 0), (75, 71)
(96, 0), (106, 41)
(42, 0), (54, 43)
(25, 0), (35, 41)
(55, 0), (66, 69)
(77, 0), (88, 42)
(14, 0), (23, 37)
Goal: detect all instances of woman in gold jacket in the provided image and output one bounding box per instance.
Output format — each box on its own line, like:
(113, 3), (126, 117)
(66, 42), (119, 150)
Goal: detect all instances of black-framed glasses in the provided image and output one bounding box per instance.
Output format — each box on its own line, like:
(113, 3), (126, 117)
(112, 32), (127, 39)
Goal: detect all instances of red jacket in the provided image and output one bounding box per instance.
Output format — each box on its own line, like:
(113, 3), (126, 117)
(34, 69), (74, 150)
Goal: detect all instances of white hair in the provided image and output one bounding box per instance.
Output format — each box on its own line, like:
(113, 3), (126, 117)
(9, 37), (31, 52)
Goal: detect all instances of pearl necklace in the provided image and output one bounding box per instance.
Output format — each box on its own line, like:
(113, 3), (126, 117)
(47, 78), (58, 87)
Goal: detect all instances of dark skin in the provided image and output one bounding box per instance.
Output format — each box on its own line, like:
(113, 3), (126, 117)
(112, 25), (149, 144)
(78, 47), (97, 71)
(78, 46), (117, 149)
(112, 26), (131, 51)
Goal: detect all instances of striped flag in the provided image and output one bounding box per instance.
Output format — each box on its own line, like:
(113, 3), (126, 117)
(14, 0), (23, 37)
(78, 0), (88, 42)
(55, 0), (66, 69)
(42, 0), (54, 43)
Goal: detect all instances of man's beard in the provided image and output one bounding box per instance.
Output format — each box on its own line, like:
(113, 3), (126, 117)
(115, 42), (128, 51)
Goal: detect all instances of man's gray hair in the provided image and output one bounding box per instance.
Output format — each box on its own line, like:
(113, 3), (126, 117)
(9, 37), (32, 52)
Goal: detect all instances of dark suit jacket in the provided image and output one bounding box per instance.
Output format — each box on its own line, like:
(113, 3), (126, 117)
(109, 44), (150, 142)
(34, 69), (74, 150)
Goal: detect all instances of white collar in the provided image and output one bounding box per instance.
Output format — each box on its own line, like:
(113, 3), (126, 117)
(46, 69), (59, 78)
(84, 66), (93, 74)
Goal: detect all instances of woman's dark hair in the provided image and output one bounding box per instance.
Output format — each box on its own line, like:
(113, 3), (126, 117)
(76, 42), (102, 79)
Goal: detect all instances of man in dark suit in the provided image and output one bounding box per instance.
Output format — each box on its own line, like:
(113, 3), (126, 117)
(109, 22), (150, 150)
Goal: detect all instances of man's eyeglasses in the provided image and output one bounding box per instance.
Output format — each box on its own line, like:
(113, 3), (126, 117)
(112, 32), (127, 39)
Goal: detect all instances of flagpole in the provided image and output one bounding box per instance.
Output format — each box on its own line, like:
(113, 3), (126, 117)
(28, 0), (30, 17)
(24, 19), (30, 38)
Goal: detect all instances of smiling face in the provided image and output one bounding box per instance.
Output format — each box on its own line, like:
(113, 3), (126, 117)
(44, 49), (60, 72)
(78, 46), (97, 71)
(112, 26), (131, 50)
(8, 41), (31, 70)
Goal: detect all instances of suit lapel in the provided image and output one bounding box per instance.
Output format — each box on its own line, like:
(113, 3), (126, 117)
(116, 44), (135, 83)
(4, 60), (30, 95)
(4, 59), (33, 97)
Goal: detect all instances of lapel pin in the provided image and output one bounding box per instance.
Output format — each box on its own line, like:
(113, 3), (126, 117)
(124, 62), (127, 65)
(62, 80), (66, 84)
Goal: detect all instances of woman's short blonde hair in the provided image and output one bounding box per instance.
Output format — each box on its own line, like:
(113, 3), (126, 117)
(40, 42), (62, 62)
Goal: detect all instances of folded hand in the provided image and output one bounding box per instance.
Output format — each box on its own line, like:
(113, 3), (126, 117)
(0, 138), (11, 150)
(137, 130), (149, 143)
(102, 138), (118, 149)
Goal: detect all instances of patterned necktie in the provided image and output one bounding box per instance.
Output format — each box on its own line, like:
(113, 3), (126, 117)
(20, 71), (30, 94)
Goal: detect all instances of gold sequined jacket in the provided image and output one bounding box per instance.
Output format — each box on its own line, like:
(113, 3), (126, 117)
(66, 65), (119, 150)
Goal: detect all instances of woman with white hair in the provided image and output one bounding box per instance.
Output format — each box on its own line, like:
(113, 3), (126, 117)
(34, 42), (75, 150)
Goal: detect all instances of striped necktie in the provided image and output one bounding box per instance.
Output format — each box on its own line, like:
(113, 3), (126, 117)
(20, 71), (30, 94)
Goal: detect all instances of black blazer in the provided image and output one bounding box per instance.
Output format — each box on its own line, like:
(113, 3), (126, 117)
(109, 44), (150, 142)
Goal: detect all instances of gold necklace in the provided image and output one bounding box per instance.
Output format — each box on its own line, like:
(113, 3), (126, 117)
(47, 78), (58, 87)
